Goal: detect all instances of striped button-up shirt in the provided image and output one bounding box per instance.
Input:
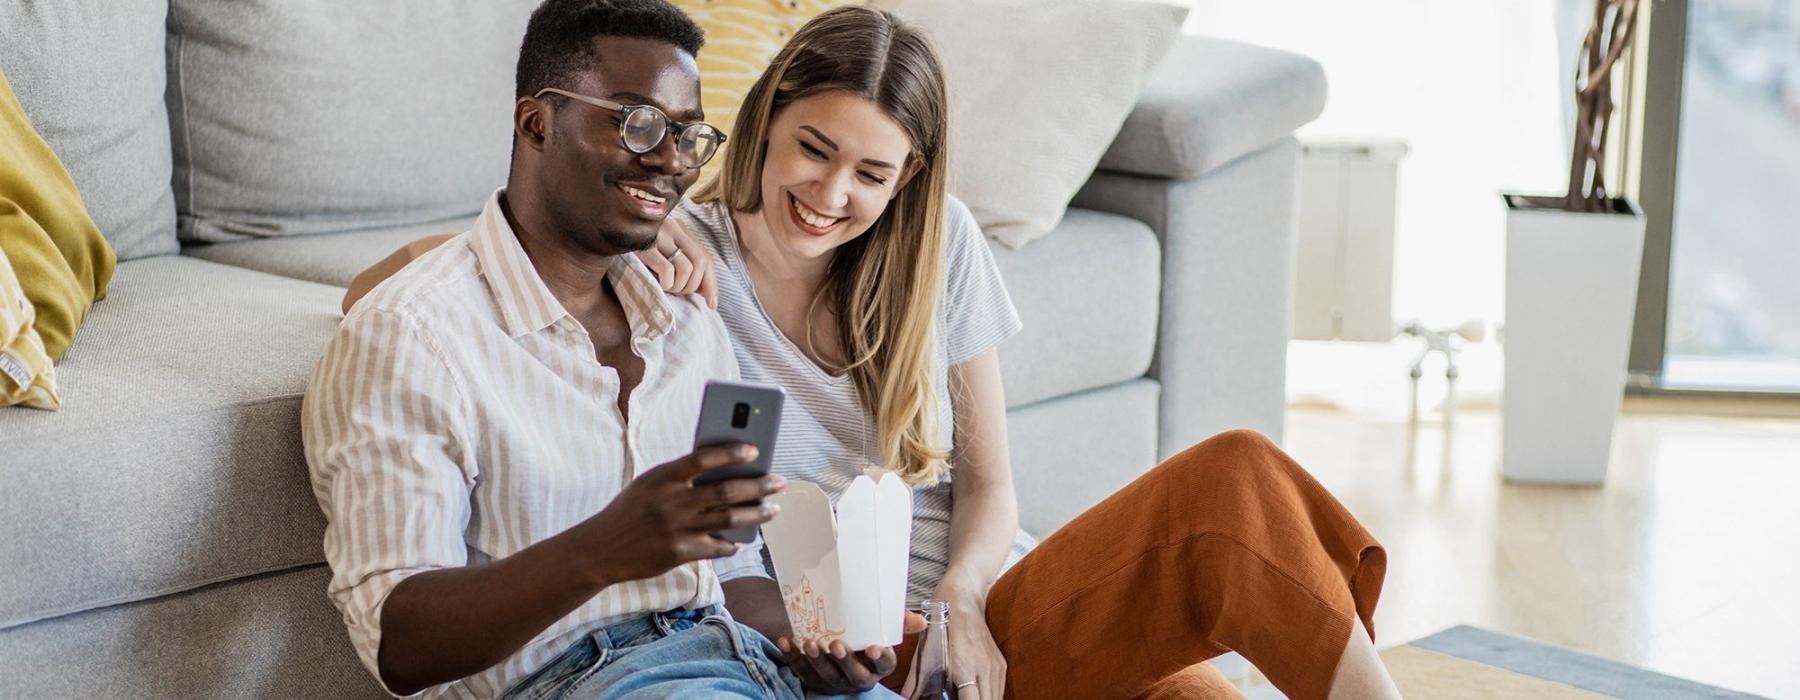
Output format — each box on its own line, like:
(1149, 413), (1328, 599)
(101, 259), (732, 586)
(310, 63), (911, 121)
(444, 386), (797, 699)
(301, 191), (738, 699)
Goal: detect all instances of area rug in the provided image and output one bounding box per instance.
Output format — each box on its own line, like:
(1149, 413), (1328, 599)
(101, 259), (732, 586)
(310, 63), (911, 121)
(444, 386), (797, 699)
(1381, 626), (1766, 699)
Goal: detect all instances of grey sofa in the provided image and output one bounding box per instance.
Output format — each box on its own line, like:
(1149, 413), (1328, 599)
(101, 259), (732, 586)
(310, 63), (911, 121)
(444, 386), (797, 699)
(0, 2), (1322, 696)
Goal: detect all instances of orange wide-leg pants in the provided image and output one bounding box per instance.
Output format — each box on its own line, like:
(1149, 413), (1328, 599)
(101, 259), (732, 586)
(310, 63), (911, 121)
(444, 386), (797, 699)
(888, 429), (1386, 699)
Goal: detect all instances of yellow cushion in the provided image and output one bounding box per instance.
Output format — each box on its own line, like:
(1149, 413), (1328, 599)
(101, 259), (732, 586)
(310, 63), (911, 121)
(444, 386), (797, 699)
(0, 246), (60, 410)
(0, 64), (116, 362)
(675, 0), (860, 183)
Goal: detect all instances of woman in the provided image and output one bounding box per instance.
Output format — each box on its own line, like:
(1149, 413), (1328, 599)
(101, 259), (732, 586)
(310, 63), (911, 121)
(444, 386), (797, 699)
(345, 7), (1395, 699)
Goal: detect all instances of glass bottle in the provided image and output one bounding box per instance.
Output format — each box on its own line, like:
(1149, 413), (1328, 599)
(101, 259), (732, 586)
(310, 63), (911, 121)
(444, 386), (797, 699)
(905, 600), (953, 700)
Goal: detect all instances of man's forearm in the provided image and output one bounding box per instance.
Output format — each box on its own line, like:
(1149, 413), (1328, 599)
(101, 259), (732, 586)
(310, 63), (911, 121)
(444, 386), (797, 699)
(376, 526), (611, 695)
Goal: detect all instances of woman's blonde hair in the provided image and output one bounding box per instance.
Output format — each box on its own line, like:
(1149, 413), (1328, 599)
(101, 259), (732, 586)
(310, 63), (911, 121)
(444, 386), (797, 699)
(693, 6), (952, 486)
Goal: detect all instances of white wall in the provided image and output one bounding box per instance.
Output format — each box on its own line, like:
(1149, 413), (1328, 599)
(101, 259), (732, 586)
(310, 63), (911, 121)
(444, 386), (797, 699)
(1182, 1), (1576, 415)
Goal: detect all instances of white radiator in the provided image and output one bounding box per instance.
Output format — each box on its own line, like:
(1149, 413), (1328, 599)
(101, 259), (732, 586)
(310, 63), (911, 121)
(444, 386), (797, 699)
(1293, 139), (1408, 342)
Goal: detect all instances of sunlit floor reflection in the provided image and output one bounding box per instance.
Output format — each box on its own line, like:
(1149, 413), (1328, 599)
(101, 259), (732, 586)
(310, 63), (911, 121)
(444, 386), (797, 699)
(1261, 404), (1800, 698)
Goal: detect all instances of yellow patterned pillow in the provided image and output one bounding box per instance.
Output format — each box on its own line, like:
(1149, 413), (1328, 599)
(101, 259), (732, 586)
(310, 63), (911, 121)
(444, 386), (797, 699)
(0, 246), (60, 410)
(675, 0), (860, 183)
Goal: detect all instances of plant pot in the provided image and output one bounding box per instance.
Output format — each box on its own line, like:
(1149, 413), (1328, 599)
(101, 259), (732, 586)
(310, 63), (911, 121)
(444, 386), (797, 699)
(1501, 194), (1645, 485)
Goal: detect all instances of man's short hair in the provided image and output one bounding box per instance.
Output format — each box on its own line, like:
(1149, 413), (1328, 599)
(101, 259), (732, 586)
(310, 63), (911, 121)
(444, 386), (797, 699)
(515, 0), (705, 100)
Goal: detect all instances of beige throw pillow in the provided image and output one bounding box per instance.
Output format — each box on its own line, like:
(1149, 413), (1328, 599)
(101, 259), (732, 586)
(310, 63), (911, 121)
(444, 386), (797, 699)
(871, 0), (1188, 248)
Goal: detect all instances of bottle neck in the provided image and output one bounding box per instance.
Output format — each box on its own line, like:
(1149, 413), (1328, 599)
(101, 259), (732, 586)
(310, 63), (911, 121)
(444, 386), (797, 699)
(920, 600), (951, 626)
(910, 600), (954, 699)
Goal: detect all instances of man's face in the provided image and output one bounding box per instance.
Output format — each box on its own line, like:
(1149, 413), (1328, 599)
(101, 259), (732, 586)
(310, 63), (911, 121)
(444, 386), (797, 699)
(533, 36), (703, 255)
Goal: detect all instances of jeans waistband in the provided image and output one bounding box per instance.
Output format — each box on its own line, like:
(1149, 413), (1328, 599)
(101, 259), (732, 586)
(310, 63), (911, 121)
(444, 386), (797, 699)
(592, 604), (727, 651)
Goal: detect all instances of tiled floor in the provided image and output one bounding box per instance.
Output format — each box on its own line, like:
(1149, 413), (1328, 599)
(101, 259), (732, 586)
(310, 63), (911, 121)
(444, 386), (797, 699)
(1242, 401), (1800, 698)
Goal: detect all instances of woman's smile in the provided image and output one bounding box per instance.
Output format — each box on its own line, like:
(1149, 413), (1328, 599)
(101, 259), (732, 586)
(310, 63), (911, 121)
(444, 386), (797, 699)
(787, 192), (845, 236)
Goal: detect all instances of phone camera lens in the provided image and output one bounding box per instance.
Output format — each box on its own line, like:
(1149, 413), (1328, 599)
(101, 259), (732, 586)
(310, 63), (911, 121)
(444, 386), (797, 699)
(731, 402), (750, 429)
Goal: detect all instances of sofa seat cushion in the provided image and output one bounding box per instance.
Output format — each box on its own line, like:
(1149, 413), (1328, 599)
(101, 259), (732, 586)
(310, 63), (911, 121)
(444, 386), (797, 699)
(185, 205), (1159, 408)
(0, 256), (342, 629)
(0, 564), (382, 699)
(183, 215), (476, 288)
(993, 207), (1159, 407)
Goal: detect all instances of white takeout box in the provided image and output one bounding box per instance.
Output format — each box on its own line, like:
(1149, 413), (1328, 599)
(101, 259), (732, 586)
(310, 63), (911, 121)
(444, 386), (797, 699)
(761, 472), (913, 649)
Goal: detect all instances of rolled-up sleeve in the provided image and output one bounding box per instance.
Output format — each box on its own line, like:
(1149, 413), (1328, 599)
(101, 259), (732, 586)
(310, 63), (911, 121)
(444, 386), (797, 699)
(301, 306), (475, 696)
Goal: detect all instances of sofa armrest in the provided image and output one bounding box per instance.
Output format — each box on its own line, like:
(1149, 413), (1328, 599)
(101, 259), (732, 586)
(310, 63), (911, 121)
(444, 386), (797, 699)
(1074, 141), (1304, 454)
(1098, 35), (1327, 180)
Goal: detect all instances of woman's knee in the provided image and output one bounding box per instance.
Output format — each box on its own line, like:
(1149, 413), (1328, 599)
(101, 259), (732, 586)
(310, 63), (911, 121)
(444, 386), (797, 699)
(1137, 662), (1243, 700)
(1160, 429), (1289, 487)
(1204, 428), (1280, 454)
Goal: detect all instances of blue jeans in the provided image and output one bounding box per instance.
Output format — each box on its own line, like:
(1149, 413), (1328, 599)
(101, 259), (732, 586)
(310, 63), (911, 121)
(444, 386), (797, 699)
(500, 606), (901, 700)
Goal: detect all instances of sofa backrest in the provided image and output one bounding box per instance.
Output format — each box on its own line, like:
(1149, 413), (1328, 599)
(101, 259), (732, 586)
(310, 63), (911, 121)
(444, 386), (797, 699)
(167, 0), (538, 243)
(2, 1), (545, 257)
(0, 1), (179, 262)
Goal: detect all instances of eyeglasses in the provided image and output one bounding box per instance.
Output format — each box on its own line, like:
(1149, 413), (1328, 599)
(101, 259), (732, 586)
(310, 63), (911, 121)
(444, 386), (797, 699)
(535, 88), (727, 170)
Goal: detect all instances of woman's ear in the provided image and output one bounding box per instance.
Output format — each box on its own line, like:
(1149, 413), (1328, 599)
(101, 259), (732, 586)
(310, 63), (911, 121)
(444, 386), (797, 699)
(892, 156), (925, 196)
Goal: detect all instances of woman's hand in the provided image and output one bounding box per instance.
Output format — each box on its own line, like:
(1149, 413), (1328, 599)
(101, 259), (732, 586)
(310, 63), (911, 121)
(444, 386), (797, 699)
(937, 583), (1006, 700)
(634, 214), (718, 308)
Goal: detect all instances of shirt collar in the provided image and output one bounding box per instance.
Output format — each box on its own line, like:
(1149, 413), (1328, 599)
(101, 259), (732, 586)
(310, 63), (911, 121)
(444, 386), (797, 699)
(470, 190), (677, 341)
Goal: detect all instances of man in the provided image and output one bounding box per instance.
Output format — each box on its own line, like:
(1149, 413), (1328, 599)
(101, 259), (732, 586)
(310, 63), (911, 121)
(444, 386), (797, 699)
(302, 1), (902, 696)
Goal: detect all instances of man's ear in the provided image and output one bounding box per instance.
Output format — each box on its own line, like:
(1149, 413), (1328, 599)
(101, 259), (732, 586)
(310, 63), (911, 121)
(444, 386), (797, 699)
(516, 96), (549, 153)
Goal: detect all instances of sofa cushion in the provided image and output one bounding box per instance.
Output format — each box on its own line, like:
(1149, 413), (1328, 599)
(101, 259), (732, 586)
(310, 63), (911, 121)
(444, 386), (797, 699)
(1006, 379), (1159, 538)
(872, 0), (1187, 249)
(1098, 36), (1328, 180)
(0, 0), (178, 261)
(189, 204), (1158, 409)
(0, 257), (341, 629)
(993, 207), (1159, 407)
(184, 215), (478, 288)
(1, 65), (119, 363)
(166, 0), (535, 243)
(0, 565), (382, 699)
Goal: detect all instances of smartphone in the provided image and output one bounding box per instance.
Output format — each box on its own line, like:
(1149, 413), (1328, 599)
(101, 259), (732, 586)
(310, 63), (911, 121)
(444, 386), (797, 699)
(691, 380), (786, 543)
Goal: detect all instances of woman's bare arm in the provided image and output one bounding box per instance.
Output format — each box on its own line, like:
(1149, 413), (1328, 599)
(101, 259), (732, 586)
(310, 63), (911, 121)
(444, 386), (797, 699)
(342, 234), (456, 314)
(342, 216), (715, 315)
(936, 347), (1020, 698)
(940, 348), (1019, 599)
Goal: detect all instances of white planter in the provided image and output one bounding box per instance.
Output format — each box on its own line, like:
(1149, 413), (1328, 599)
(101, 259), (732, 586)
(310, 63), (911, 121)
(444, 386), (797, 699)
(1501, 194), (1645, 485)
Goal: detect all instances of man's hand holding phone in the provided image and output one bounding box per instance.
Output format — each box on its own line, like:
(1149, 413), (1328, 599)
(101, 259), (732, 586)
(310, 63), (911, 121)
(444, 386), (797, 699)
(690, 381), (786, 542)
(577, 443), (786, 586)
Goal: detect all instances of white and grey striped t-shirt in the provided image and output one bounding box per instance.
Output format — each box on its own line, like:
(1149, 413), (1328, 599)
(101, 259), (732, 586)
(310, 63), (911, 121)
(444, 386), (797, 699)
(681, 196), (1035, 603)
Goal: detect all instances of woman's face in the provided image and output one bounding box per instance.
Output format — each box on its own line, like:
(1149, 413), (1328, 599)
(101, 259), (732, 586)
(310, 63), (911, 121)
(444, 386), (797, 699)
(754, 90), (917, 261)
